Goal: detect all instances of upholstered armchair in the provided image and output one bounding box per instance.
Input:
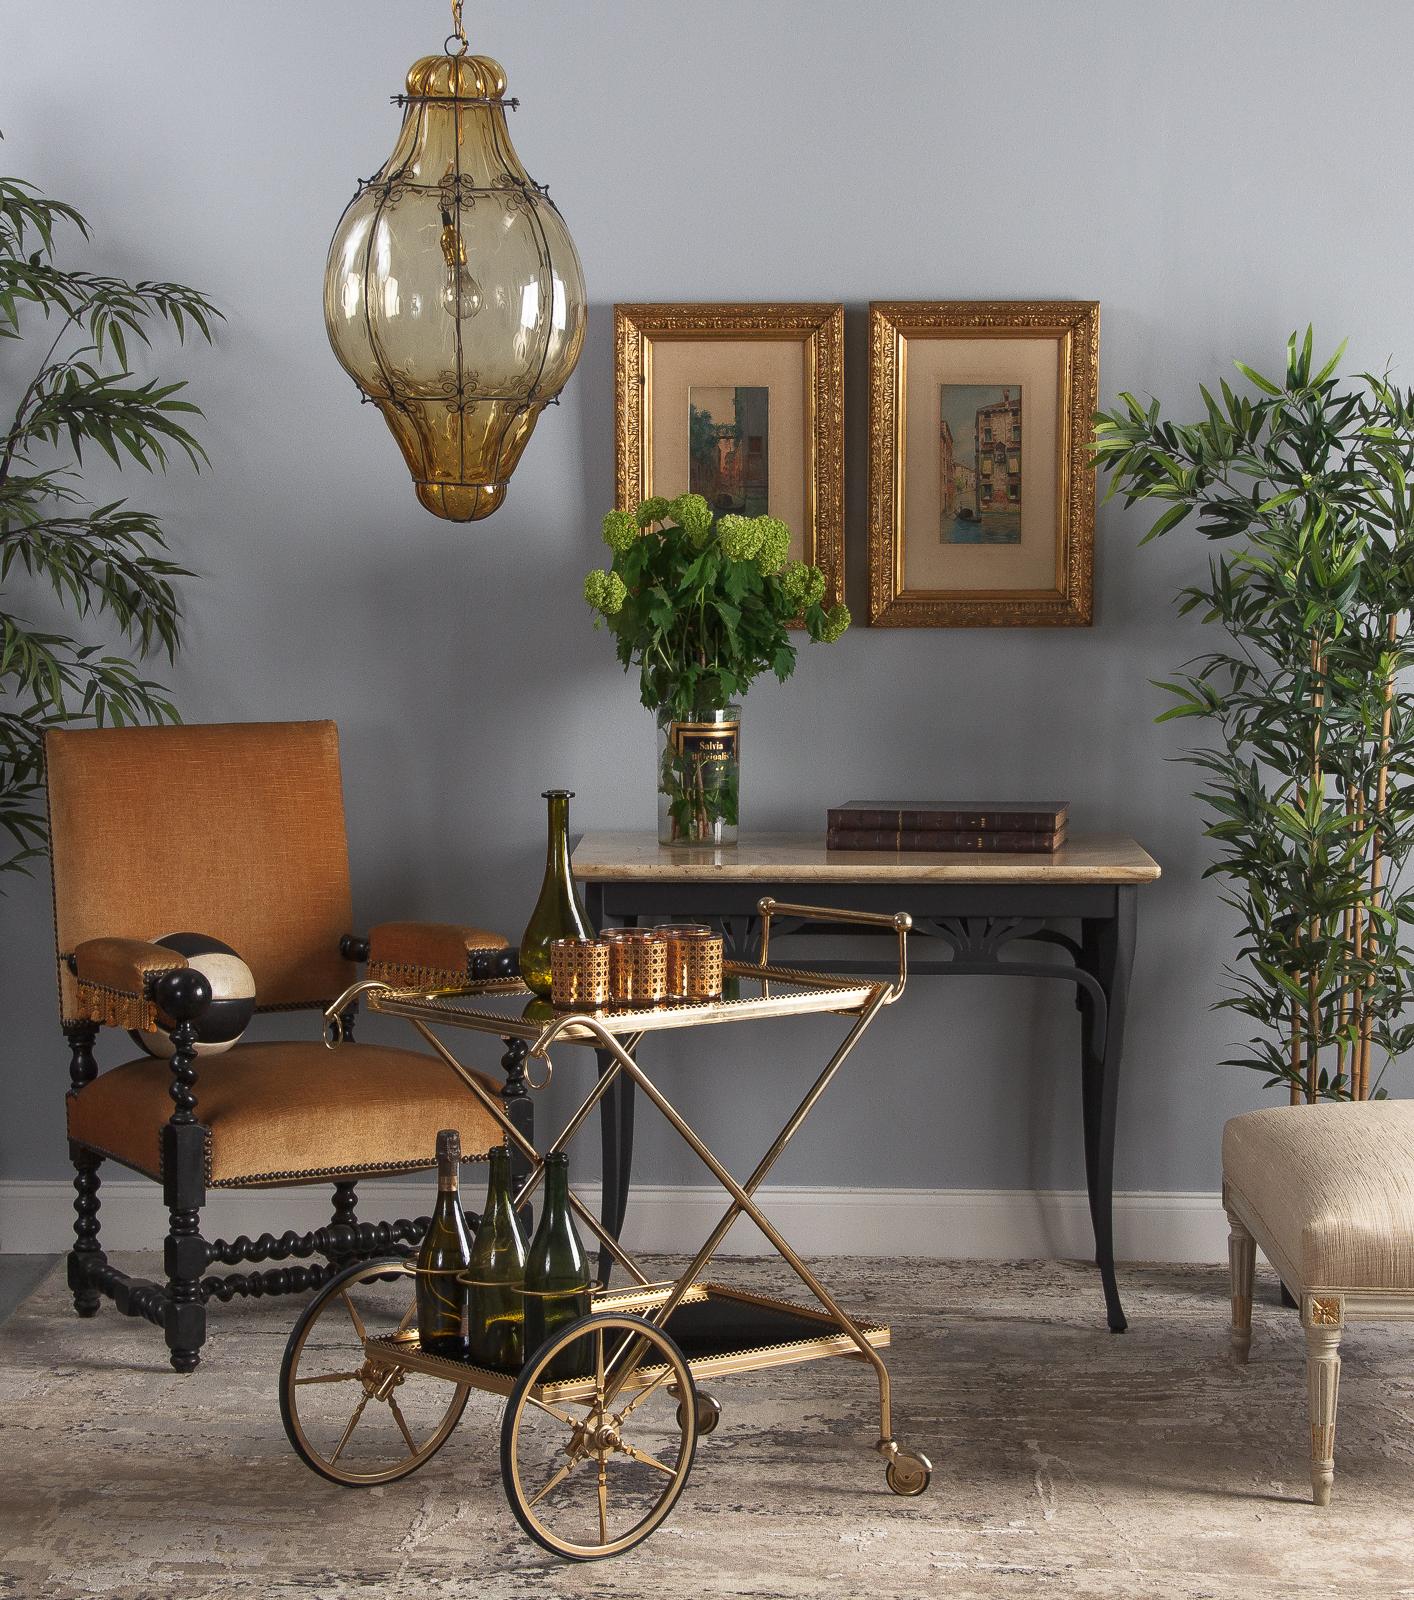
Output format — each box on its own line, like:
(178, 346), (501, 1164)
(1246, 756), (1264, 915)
(47, 719), (527, 1372)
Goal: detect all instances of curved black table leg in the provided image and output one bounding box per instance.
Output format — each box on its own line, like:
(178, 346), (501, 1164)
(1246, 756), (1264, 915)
(1078, 887), (1137, 1333)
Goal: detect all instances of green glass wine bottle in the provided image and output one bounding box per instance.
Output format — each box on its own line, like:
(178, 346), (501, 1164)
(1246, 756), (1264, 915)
(415, 1129), (473, 1358)
(466, 1145), (527, 1370)
(518, 788), (594, 999)
(523, 1152), (592, 1380)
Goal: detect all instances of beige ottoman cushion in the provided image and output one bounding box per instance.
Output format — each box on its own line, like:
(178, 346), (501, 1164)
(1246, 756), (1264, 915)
(1223, 1102), (1414, 1291)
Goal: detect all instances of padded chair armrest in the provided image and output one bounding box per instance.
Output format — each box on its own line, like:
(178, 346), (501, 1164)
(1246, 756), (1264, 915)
(363, 921), (509, 988)
(68, 938), (190, 1031)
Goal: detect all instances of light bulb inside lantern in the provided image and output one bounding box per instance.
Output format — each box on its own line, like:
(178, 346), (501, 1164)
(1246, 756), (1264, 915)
(439, 214), (482, 319)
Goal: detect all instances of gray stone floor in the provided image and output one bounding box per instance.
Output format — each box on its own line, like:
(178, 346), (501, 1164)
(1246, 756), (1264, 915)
(7, 1252), (1414, 1598)
(0, 1253), (56, 1324)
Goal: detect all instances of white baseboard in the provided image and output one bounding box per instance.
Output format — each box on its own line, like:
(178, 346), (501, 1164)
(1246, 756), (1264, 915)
(0, 1178), (1228, 1262)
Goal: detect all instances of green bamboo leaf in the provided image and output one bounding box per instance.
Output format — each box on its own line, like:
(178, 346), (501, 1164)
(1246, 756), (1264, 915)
(1139, 502), (1193, 543)
(1312, 339), (1349, 387)
(0, 173), (216, 881)
(1234, 360), (1283, 397)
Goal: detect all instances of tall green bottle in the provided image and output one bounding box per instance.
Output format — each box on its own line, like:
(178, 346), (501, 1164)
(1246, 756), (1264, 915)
(518, 788), (595, 999)
(523, 1152), (592, 1380)
(415, 1129), (473, 1357)
(466, 1146), (527, 1371)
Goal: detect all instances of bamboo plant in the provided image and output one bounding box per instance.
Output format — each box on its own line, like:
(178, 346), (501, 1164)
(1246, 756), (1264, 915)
(1094, 330), (1414, 1102)
(0, 173), (218, 879)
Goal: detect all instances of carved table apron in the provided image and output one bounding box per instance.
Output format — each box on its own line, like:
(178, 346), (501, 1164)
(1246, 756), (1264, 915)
(573, 831), (1161, 1332)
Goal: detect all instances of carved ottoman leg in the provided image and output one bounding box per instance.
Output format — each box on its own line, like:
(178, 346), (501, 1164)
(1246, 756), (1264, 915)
(1304, 1297), (1344, 1507)
(1226, 1208), (1255, 1364)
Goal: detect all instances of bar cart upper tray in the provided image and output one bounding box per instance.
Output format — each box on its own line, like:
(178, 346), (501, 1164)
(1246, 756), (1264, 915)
(365, 962), (883, 1042)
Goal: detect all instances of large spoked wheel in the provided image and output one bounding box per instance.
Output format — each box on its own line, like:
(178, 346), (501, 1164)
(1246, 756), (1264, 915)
(280, 1257), (470, 1487)
(500, 1312), (698, 1560)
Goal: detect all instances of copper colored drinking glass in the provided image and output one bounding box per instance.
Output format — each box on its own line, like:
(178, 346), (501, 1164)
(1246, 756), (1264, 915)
(603, 930), (668, 1006)
(549, 938), (610, 1009)
(658, 926), (724, 1001)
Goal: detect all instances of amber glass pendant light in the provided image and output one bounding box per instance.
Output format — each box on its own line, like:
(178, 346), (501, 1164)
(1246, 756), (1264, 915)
(324, 0), (587, 521)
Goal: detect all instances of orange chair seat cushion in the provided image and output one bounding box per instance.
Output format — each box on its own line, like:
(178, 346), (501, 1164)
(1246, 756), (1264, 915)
(67, 1040), (505, 1187)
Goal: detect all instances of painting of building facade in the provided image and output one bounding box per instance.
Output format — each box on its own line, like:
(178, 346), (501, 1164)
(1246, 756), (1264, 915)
(689, 386), (769, 517)
(939, 383), (1021, 543)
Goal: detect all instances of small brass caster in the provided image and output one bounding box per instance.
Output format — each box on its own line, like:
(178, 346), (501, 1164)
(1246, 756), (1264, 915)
(677, 1391), (721, 1435)
(885, 1448), (932, 1497)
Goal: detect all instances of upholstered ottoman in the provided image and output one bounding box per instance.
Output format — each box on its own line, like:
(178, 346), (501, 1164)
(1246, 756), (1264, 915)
(1223, 1101), (1414, 1505)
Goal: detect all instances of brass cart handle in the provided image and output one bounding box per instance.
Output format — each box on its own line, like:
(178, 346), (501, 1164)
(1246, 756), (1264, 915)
(756, 898), (912, 1001)
(322, 978), (393, 1047)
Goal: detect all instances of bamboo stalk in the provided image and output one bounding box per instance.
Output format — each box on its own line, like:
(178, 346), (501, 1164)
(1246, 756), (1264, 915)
(1337, 785), (1354, 1096)
(1351, 783), (1369, 1099)
(1290, 997), (1302, 1107)
(1357, 613), (1399, 1099)
(1307, 641), (1326, 1104)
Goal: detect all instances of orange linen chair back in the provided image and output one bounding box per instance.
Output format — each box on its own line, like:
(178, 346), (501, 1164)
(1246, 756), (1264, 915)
(46, 720), (354, 1022)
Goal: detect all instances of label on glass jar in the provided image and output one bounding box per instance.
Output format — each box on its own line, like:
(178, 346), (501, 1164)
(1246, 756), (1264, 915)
(670, 721), (739, 767)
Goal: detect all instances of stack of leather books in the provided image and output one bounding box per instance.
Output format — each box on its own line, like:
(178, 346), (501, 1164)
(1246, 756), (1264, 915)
(825, 800), (1070, 853)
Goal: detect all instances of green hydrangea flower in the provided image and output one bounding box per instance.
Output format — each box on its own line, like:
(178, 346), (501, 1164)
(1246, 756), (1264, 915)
(668, 492), (713, 543)
(819, 601), (851, 643)
(636, 496), (672, 528)
(602, 509), (638, 553)
(717, 513), (764, 562)
(779, 561), (827, 612)
(753, 516), (792, 574)
(584, 568), (627, 615)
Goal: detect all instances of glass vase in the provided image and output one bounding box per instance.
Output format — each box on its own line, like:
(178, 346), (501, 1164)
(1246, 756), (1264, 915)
(656, 705), (740, 846)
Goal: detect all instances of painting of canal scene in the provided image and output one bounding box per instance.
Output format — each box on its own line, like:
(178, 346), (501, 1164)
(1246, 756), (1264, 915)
(689, 385), (769, 517)
(939, 383), (1022, 543)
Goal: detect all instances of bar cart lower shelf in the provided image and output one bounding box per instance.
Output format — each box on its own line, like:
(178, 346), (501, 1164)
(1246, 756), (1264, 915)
(279, 899), (932, 1562)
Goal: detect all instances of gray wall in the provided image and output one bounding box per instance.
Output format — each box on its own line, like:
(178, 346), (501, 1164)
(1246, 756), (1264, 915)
(3, 0), (1409, 1194)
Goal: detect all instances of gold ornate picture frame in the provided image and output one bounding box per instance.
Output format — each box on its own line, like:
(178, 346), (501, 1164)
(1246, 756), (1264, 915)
(615, 303), (845, 611)
(868, 301), (1098, 627)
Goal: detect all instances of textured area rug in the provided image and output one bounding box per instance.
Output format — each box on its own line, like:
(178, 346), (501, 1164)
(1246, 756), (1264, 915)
(4, 1254), (1414, 1599)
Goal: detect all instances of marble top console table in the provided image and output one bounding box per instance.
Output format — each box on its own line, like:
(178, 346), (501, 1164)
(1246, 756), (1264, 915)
(573, 830), (1161, 1332)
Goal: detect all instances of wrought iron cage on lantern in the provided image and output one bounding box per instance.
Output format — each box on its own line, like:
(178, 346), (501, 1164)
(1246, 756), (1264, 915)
(323, 2), (586, 521)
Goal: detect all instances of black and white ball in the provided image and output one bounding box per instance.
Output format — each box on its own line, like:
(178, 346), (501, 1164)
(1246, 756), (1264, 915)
(130, 933), (256, 1058)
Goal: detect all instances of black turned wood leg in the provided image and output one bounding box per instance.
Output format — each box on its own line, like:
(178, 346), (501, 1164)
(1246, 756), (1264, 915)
(153, 970), (212, 1373)
(595, 1053), (637, 1288)
(69, 1146), (104, 1316)
(1078, 888), (1137, 1333)
(328, 1181), (359, 1265)
(161, 1115), (208, 1371)
(65, 1020), (105, 1316)
(502, 1037), (535, 1235)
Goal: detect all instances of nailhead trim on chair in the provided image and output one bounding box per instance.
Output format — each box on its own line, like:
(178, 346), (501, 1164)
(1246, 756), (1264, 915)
(210, 1148), (499, 1187)
(69, 1138), (501, 1188)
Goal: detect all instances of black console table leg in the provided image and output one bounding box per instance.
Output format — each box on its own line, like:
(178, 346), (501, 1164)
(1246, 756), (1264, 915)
(1079, 887), (1137, 1333)
(596, 1052), (636, 1287)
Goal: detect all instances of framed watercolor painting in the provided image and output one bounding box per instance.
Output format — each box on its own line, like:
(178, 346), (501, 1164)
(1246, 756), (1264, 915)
(867, 301), (1099, 626)
(614, 303), (845, 610)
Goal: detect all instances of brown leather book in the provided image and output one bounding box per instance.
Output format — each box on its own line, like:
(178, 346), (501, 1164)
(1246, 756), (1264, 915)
(826, 824), (1068, 853)
(827, 800), (1070, 834)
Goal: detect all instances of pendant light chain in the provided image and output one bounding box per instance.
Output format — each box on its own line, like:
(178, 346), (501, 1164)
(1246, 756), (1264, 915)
(447, 0), (469, 55)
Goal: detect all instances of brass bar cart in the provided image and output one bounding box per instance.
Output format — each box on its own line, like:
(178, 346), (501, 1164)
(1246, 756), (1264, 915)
(278, 899), (931, 1561)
